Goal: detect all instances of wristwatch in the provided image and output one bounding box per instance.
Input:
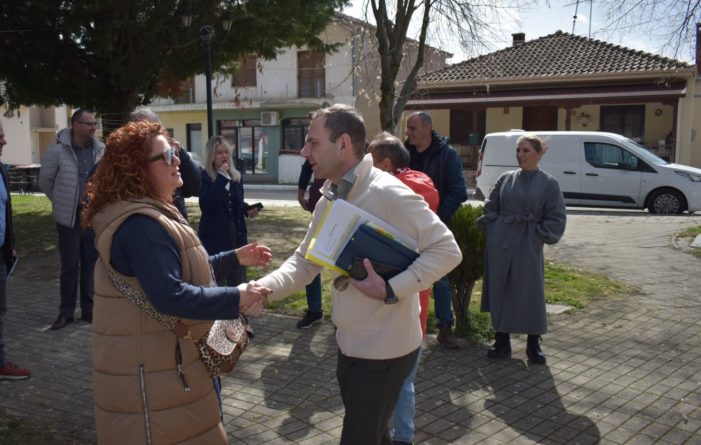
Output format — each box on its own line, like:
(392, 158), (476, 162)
(384, 282), (399, 305)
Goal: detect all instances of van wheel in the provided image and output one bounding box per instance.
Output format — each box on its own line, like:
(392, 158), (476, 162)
(647, 189), (685, 214)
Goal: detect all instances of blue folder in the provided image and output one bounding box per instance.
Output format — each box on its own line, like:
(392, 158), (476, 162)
(335, 223), (418, 280)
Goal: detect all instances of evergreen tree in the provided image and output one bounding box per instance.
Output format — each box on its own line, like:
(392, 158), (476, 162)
(0, 0), (348, 132)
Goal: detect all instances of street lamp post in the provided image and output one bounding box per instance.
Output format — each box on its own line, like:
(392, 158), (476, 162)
(200, 25), (215, 139)
(179, 8), (233, 140)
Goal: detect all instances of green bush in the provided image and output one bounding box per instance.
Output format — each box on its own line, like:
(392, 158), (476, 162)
(448, 205), (487, 341)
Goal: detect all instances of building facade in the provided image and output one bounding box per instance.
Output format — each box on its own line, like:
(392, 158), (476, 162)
(151, 13), (449, 183)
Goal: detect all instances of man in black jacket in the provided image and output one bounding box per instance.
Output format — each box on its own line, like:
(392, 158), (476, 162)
(405, 111), (468, 349)
(295, 159), (326, 329)
(0, 121), (30, 379)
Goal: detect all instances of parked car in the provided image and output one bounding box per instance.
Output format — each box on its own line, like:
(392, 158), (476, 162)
(474, 130), (701, 214)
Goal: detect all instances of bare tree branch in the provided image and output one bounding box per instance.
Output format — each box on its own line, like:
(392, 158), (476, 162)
(588, 0), (700, 60)
(362, 0), (521, 133)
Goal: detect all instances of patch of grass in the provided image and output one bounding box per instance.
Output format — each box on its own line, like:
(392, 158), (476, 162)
(544, 260), (632, 308)
(678, 226), (701, 238)
(429, 261), (633, 343)
(245, 206), (336, 318)
(677, 226), (701, 259)
(14, 196), (633, 327)
(11, 194), (56, 255)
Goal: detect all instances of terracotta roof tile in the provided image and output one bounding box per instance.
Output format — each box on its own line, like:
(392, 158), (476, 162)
(418, 31), (691, 85)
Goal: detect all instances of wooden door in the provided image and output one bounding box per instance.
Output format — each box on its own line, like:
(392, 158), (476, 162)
(523, 106), (558, 131)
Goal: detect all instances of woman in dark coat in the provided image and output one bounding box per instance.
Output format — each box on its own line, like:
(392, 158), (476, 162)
(477, 134), (566, 365)
(198, 136), (258, 286)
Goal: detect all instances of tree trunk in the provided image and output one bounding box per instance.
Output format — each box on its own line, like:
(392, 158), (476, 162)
(98, 90), (139, 138)
(452, 279), (475, 338)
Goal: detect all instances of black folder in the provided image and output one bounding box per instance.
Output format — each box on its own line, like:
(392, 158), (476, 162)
(335, 223), (418, 280)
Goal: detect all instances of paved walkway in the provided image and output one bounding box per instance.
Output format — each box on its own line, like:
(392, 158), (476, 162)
(1, 211), (700, 444)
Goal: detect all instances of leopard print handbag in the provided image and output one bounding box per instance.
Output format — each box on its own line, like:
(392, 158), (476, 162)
(102, 262), (252, 378)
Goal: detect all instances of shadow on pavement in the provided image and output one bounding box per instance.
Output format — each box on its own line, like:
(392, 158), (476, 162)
(481, 359), (601, 444)
(259, 322), (343, 442)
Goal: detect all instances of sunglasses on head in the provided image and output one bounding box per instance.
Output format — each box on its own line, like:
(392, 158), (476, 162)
(148, 147), (179, 166)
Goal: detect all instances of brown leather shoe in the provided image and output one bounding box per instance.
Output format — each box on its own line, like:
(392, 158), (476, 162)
(437, 325), (459, 350)
(50, 315), (74, 330)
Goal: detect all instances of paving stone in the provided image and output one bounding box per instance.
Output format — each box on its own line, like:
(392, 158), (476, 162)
(2, 213), (701, 443)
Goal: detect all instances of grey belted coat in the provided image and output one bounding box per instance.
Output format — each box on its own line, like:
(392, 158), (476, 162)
(477, 169), (566, 335)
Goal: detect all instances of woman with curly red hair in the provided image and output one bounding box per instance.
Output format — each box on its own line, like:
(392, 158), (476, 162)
(82, 121), (271, 444)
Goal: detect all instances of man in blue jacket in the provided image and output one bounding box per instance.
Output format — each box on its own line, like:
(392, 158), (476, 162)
(405, 111), (468, 350)
(0, 121), (30, 379)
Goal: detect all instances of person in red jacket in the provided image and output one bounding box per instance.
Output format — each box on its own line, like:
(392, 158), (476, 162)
(368, 131), (439, 445)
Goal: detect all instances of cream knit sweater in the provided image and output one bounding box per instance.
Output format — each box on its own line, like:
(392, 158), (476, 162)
(259, 155), (462, 360)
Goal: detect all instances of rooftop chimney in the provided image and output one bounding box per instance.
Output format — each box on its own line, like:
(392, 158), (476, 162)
(512, 32), (525, 46)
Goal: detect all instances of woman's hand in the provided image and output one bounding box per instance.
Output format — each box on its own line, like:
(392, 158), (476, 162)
(167, 137), (182, 150)
(246, 207), (259, 219)
(241, 299), (265, 317)
(235, 242), (272, 267)
(238, 281), (270, 317)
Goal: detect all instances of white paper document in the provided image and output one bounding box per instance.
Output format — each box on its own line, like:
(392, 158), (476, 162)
(305, 199), (416, 274)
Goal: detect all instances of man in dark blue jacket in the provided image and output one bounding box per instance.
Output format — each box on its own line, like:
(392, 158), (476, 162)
(0, 121), (30, 379)
(405, 111), (467, 350)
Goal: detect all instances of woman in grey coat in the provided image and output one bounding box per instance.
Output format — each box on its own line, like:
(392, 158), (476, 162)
(477, 135), (566, 364)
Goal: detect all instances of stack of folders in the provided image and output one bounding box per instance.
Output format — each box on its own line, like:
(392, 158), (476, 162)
(335, 223), (418, 280)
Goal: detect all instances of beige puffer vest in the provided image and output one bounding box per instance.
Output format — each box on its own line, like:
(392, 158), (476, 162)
(91, 199), (227, 445)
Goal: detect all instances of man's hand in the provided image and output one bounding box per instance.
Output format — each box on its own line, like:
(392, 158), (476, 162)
(237, 280), (270, 317)
(349, 258), (387, 301)
(235, 242), (272, 267)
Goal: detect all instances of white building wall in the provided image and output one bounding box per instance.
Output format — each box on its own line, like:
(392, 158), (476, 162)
(0, 105), (70, 166)
(193, 22), (356, 107)
(1, 107), (34, 165)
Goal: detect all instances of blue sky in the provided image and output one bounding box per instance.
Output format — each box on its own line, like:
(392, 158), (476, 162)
(343, 1), (694, 64)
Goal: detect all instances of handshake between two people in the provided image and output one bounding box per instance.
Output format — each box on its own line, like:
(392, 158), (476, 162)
(230, 244), (393, 318)
(234, 241), (273, 317)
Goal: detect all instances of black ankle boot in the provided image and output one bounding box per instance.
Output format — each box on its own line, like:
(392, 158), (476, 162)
(526, 335), (546, 365)
(486, 332), (511, 359)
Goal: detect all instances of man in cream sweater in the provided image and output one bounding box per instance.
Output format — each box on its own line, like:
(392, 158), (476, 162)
(256, 105), (462, 445)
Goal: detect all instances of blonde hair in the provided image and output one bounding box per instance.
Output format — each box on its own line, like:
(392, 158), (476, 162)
(203, 136), (241, 182)
(517, 134), (547, 153)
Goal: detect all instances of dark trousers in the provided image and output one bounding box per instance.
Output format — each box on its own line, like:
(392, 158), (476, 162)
(56, 222), (97, 317)
(305, 273), (322, 313)
(0, 255), (7, 366)
(336, 347), (420, 445)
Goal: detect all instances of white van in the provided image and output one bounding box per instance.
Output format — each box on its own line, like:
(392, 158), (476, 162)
(474, 130), (701, 214)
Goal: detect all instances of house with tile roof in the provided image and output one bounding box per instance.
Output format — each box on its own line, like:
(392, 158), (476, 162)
(401, 27), (701, 184)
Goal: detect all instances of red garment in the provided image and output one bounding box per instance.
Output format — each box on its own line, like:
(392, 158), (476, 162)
(395, 167), (439, 336)
(419, 289), (430, 336)
(395, 168), (439, 213)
